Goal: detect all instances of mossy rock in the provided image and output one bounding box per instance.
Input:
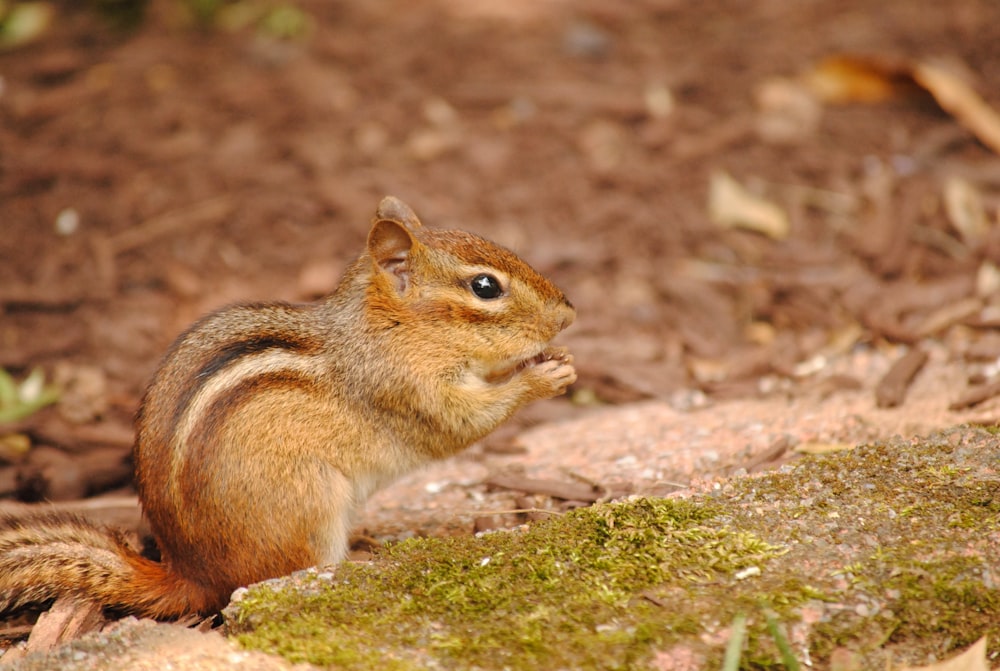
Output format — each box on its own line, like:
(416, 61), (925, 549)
(226, 428), (1000, 669)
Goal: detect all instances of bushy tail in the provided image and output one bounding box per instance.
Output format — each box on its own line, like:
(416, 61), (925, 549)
(0, 512), (217, 619)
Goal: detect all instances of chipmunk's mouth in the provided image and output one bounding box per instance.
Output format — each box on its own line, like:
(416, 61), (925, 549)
(484, 349), (549, 384)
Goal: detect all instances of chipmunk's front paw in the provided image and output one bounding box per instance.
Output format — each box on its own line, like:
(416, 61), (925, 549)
(531, 346), (576, 397)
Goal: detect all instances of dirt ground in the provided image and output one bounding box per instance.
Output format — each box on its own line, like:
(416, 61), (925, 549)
(3, 0), (1000, 659)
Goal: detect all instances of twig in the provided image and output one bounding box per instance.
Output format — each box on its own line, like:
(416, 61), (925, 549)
(640, 592), (671, 609)
(105, 194), (236, 255)
(1, 196), (235, 309)
(484, 473), (603, 502)
(562, 469), (610, 500)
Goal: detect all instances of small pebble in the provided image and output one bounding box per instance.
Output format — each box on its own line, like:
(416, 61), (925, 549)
(55, 208), (80, 235)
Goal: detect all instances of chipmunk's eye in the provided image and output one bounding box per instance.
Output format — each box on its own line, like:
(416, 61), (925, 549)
(470, 273), (503, 300)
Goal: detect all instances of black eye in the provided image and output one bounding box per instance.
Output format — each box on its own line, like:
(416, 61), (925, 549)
(470, 274), (502, 300)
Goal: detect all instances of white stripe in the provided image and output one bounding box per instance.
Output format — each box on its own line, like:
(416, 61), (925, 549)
(168, 348), (325, 498)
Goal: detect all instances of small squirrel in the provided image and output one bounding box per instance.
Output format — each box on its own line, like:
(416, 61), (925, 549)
(0, 197), (576, 619)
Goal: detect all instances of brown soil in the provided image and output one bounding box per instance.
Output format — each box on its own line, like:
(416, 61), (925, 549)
(3, 0), (1000, 654)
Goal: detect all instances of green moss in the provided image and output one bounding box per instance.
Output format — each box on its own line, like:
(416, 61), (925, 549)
(736, 430), (1000, 667)
(230, 498), (787, 670)
(229, 428), (1000, 669)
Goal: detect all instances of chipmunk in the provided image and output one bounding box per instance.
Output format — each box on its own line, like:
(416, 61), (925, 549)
(0, 197), (576, 619)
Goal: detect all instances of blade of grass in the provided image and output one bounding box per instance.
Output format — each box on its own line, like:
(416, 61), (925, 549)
(765, 613), (800, 670)
(721, 613), (748, 671)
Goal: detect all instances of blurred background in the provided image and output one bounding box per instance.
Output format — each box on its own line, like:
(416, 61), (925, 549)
(2, 0), (1000, 506)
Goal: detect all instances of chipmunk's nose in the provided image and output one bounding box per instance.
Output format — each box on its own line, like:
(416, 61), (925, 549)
(555, 296), (576, 331)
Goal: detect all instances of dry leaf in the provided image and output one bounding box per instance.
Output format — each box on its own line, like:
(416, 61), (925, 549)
(801, 55), (1000, 156)
(802, 56), (911, 104)
(898, 635), (989, 671)
(943, 177), (989, 246)
(709, 171), (790, 239)
(914, 62), (1000, 155)
(644, 83), (674, 119)
(754, 77), (822, 144)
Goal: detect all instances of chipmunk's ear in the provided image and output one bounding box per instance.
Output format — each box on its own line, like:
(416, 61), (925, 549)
(375, 196), (422, 232)
(369, 197), (422, 293)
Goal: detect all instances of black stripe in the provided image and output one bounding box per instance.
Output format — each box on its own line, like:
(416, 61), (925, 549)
(171, 335), (317, 432)
(196, 336), (306, 380)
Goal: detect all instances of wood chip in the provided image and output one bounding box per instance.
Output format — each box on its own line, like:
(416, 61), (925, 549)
(21, 597), (105, 654)
(964, 333), (1000, 361)
(864, 275), (976, 343)
(912, 297), (983, 338)
(949, 378), (1000, 411)
(745, 435), (793, 474)
(12, 418), (136, 453)
(17, 445), (132, 502)
(473, 514), (509, 534)
(875, 348), (929, 408)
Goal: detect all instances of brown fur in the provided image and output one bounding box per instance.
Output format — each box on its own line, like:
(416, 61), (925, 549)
(0, 197), (576, 619)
